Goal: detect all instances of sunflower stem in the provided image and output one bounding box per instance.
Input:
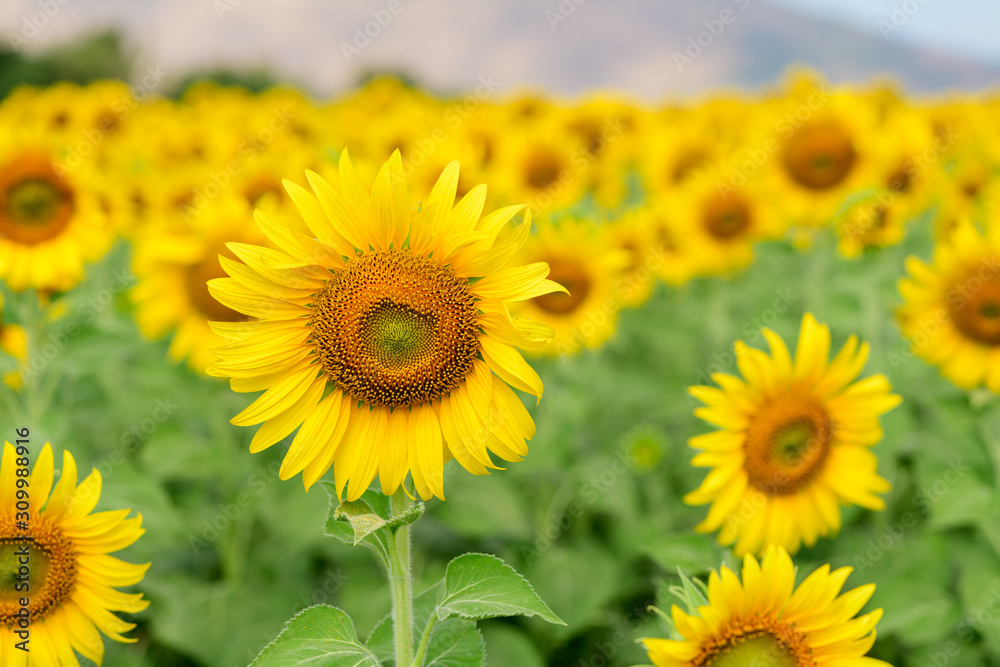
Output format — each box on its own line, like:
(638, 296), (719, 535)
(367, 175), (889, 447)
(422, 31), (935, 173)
(387, 487), (415, 667)
(411, 609), (438, 667)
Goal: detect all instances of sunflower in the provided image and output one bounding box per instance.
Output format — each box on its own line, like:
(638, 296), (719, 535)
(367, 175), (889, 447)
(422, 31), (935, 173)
(561, 99), (645, 209)
(0, 293), (27, 390)
(673, 162), (784, 277)
(0, 132), (115, 293)
(207, 151), (560, 501)
(637, 112), (721, 195)
(835, 194), (908, 259)
(638, 201), (700, 287)
(898, 218), (1000, 392)
(0, 442), (149, 666)
(931, 141), (997, 242)
(686, 313), (900, 556)
(131, 194), (263, 373)
(492, 124), (588, 213)
(642, 546), (889, 667)
(770, 77), (882, 228)
(608, 209), (664, 308)
(510, 218), (628, 356)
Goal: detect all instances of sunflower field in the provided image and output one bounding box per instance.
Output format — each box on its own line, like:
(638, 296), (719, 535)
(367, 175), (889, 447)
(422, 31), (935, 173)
(2, 65), (1000, 667)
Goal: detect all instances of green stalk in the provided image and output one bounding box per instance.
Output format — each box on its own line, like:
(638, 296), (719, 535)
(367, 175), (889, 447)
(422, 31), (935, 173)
(387, 487), (415, 667)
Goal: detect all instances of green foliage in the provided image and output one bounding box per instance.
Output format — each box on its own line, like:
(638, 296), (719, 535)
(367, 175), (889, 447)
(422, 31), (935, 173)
(251, 605), (380, 666)
(171, 68), (282, 97)
(0, 31), (131, 98)
(437, 554), (563, 625)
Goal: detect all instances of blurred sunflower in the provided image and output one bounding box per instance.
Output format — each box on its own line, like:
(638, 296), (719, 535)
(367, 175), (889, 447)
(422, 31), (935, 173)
(492, 125), (588, 213)
(0, 293), (27, 389)
(637, 113), (721, 194)
(898, 218), (1000, 391)
(131, 195), (261, 373)
(511, 218), (628, 356)
(642, 546), (889, 667)
(835, 195), (907, 259)
(0, 442), (149, 666)
(208, 151), (560, 500)
(608, 210), (664, 308)
(771, 78), (881, 228)
(562, 98), (645, 209)
(639, 201), (700, 287)
(686, 313), (900, 556)
(932, 141), (997, 241)
(0, 133), (115, 293)
(675, 164), (784, 277)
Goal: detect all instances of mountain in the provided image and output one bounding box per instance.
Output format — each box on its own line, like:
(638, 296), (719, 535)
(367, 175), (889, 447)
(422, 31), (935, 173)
(2, 0), (997, 99)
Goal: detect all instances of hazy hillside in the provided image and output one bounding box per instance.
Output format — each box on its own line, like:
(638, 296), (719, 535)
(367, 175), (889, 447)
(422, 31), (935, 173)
(1, 0), (996, 98)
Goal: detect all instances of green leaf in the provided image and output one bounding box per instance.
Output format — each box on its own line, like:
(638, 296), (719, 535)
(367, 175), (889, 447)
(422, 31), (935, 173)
(481, 623), (544, 667)
(386, 500), (425, 529)
(640, 534), (720, 575)
(437, 553), (564, 625)
(321, 483), (424, 545)
(320, 482), (391, 564)
(251, 605), (380, 667)
(424, 619), (486, 667)
(875, 579), (961, 646)
(334, 497), (389, 545)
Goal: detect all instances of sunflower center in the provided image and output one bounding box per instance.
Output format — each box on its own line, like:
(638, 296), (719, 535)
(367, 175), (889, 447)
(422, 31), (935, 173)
(671, 150), (709, 183)
(0, 515), (77, 626)
(311, 249), (480, 408)
(185, 247), (245, 322)
(948, 273), (1000, 345)
(961, 178), (983, 200)
(701, 632), (804, 667)
(782, 121), (857, 190)
(361, 301), (438, 369)
(703, 194), (752, 240)
(525, 153), (563, 190)
(695, 616), (814, 667)
(533, 259), (591, 315)
(743, 395), (833, 496)
(886, 164), (912, 194)
(0, 154), (75, 245)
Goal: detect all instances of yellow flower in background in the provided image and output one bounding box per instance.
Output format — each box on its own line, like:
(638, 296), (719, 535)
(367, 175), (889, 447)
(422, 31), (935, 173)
(131, 195), (262, 373)
(835, 195), (906, 259)
(686, 313), (900, 556)
(608, 209), (666, 308)
(561, 98), (646, 209)
(0, 442), (149, 666)
(511, 218), (628, 356)
(637, 113), (721, 194)
(642, 546), (889, 667)
(769, 77), (883, 229)
(639, 202), (701, 287)
(208, 151), (561, 501)
(0, 293), (28, 390)
(492, 125), (589, 213)
(0, 132), (115, 293)
(671, 162), (785, 277)
(931, 139), (998, 242)
(898, 218), (1000, 391)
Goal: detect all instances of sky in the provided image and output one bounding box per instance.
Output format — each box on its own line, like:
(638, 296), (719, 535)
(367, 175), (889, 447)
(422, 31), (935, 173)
(763, 0), (1000, 64)
(1, 0), (997, 99)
